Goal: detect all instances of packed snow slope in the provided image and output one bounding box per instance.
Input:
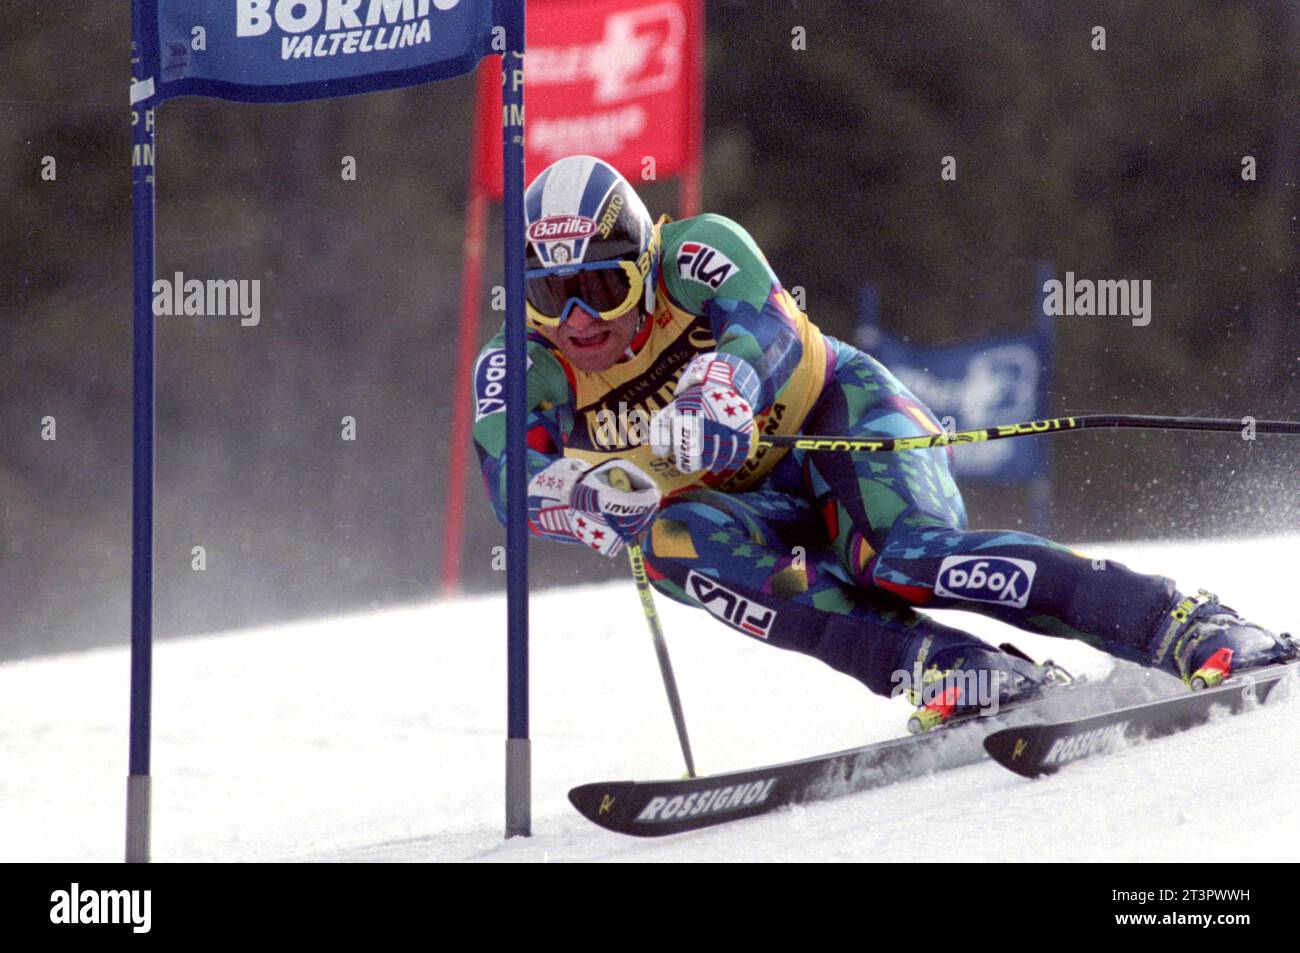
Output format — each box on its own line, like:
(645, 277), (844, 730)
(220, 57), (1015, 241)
(3, 535), (1298, 863)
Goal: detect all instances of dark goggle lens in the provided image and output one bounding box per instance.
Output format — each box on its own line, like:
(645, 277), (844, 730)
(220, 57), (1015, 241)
(526, 264), (632, 319)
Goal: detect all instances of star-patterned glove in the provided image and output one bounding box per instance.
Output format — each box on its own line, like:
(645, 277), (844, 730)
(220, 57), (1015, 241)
(650, 352), (761, 473)
(526, 458), (660, 557)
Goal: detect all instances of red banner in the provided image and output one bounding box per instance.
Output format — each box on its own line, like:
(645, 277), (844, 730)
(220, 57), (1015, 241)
(473, 0), (702, 199)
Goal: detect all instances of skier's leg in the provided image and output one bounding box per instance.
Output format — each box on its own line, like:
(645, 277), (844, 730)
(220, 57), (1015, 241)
(642, 486), (1047, 703)
(802, 340), (1293, 681)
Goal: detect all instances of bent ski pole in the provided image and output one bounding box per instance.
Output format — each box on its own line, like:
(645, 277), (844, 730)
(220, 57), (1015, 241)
(610, 468), (697, 778)
(758, 413), (1300, 454)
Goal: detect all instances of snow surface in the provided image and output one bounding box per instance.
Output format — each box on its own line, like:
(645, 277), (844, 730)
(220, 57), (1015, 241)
(3, 535), (1298, 863)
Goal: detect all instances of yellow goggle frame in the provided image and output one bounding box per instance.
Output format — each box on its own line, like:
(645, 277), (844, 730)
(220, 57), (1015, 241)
(525, 225), (659, 329)
(525, 259), (645, 328)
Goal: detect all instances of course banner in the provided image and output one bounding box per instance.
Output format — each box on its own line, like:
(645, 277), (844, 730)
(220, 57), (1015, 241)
(136, 0), (499, 104)
(473, 0), (700, 197)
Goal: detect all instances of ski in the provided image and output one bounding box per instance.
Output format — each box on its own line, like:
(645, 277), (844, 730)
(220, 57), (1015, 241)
(568, 679), (1105, 837)
(983, 660), (1300, 779)
(569, 726), (986, 837)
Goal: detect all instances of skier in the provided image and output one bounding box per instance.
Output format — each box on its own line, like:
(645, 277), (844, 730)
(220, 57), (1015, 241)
(472, 155), (1295, 728)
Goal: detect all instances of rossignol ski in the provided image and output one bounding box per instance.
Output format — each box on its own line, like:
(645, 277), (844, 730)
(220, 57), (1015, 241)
(569, 721), (993, 837)
(569, 675), (1109, 837)
(983, 660), (1300, 778)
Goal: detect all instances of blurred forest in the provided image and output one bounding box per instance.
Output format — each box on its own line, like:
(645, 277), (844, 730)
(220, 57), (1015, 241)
(2, 1), (1296, 660)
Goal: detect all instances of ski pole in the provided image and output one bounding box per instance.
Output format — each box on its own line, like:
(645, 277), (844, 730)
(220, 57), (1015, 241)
(609, 468), (697, 778)
(758, 413), (1300, 454)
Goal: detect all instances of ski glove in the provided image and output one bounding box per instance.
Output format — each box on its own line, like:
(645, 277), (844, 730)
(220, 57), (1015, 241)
(650, 352), (761, 473)
(526, 458), (660, 557)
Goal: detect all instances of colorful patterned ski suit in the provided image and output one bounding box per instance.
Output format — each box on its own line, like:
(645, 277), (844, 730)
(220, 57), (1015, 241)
(474, 213), (1177, 696)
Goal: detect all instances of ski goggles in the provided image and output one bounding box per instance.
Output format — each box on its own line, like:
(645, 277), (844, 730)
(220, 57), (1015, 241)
(525, 258), (647, 327)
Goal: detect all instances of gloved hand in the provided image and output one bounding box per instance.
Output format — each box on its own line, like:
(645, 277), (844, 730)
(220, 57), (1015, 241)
(527, 458), (660, 557)
(650, 352), (760, 473)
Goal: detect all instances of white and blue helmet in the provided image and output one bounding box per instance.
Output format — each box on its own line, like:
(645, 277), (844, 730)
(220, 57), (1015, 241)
(524, 156), (658, 325)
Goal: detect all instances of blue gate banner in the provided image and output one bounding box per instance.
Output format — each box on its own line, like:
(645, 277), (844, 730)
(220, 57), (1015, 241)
(135, 0), (499, 104)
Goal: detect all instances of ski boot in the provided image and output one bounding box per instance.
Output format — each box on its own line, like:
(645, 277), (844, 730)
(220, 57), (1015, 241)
(1147, 590), (1298, 691)
(905, 643), (1074, 734)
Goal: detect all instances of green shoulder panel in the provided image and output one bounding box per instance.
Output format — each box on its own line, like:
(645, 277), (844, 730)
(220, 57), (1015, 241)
(471, 324), (572, 458)
(659, 213), (779, 314)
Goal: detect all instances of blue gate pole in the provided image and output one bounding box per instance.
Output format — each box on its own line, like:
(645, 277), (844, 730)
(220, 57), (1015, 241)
(127, 7), (157, 864)
(502, 0), (531, 839)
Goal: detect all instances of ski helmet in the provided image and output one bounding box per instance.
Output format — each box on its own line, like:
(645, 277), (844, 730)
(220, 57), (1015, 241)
(523, 155), (658, 327)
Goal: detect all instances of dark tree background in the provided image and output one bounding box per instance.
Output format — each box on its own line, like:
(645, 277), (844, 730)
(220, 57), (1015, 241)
(2, 1), (1296, 660)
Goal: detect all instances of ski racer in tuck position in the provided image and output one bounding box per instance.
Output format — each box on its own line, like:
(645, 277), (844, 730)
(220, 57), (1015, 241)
(472, 155), (1295, 728)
